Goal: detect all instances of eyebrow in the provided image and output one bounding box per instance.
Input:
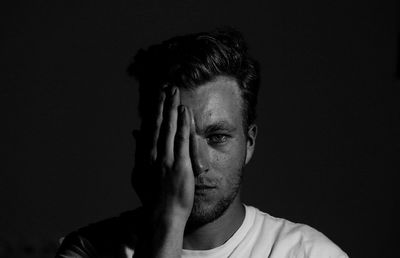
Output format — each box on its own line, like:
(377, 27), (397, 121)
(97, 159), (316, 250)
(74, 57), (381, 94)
(197, 121), (237, 135)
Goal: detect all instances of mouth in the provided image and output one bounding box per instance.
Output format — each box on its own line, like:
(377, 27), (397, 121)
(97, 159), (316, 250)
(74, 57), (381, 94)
(195, 185), (216, 194)
(195, 184), (216, 189)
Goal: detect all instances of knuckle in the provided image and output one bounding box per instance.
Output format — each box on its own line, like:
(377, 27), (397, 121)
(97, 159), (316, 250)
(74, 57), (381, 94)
(173, 158), (190, 170)
(159, 158), (173, 168)
(175, 132), (187, 142)
(172, 163), (182, 173)
(153, 119), (162, 130)
(156, 112), (163, 123)
(165, 122), (175, 132)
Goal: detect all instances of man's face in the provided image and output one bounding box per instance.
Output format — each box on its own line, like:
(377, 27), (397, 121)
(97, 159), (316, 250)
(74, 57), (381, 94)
(179, 76), (255, 226)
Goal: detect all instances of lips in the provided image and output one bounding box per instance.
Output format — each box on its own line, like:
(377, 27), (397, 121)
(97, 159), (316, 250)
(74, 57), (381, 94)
(194, 185), (216, 195)
(195, 184), (216, 190)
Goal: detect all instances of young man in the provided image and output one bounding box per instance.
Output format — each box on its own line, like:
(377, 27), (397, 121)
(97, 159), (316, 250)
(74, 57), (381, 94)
(56, 28), (348, 258)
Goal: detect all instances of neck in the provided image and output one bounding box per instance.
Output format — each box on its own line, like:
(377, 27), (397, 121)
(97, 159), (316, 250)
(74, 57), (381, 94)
(182, 195), (245, 250)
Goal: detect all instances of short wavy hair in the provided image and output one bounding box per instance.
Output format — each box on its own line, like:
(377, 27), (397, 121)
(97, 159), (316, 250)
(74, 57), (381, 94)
(127, 28), (260, 128)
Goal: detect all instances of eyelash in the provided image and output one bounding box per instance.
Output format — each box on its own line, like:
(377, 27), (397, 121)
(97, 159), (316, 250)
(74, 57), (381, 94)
(207, 134), (230, 145)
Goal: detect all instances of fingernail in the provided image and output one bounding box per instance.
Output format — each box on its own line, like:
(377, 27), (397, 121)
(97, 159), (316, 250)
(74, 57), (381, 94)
(161, 84), (169, 94)
(171, 87), (177, 96)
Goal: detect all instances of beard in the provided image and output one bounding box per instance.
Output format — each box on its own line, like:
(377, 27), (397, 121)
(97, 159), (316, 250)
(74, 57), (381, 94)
(186, 169), (243, 229)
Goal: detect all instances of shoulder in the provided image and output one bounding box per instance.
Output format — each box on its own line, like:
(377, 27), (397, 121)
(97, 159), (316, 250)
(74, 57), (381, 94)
(246, 205), (348, 258)
(56, 207), (144, 258)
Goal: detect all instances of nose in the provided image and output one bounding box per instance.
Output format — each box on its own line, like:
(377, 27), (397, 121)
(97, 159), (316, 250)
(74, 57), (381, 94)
(190, 135), (210, 177)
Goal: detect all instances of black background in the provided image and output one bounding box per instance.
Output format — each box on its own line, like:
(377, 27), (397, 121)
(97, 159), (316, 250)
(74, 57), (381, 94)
(1, 1), (398, 257)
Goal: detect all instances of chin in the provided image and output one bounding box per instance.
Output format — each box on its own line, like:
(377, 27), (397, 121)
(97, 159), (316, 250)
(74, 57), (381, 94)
(186, 190), (239, 229)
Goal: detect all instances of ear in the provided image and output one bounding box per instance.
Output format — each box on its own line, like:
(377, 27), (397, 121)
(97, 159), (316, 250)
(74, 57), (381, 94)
(245, 124), (257, 165)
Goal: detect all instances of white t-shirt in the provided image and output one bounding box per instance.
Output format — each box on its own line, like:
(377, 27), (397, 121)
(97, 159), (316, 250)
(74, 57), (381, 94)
(57, 204), (348, 258)
(179, 205), (348, 258)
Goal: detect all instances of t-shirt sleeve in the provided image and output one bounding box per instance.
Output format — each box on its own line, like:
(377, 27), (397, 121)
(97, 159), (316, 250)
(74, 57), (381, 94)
(304, 238), (349, 258)
(294, 225), (349, 258)
(273, 221), (348, 258)
(54, 209), (141, 258)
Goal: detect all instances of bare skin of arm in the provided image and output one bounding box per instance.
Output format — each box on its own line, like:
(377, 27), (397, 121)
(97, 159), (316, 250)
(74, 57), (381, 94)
(132, 86), (194, 258)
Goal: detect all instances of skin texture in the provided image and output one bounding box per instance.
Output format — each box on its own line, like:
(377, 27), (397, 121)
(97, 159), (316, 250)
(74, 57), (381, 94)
(132, 75), (257, 256)
(181, 77), (248, 226)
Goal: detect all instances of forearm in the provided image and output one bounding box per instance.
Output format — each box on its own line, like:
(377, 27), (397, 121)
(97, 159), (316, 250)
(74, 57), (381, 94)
(134, 210), (187, 258)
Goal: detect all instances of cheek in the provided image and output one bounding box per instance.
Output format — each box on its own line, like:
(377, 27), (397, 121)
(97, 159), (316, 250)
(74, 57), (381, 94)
(209, 141), (246, 181)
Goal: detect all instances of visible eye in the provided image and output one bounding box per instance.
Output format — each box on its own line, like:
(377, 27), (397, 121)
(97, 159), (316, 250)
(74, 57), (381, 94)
(207, 134), (230, 145)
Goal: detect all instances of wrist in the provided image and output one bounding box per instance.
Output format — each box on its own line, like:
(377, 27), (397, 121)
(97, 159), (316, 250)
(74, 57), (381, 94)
(135, 207), (187, 257)
(152, 207), (189, 228)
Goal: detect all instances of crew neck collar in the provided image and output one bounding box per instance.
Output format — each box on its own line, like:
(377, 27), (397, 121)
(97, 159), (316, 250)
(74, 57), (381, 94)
(181, 204), (256, 257)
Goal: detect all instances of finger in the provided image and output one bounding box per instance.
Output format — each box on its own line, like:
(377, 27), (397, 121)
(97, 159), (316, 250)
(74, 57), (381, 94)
(148, 90), (166, 162)
(157, 86), (180, 166)
(174, 105), (191, 167)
